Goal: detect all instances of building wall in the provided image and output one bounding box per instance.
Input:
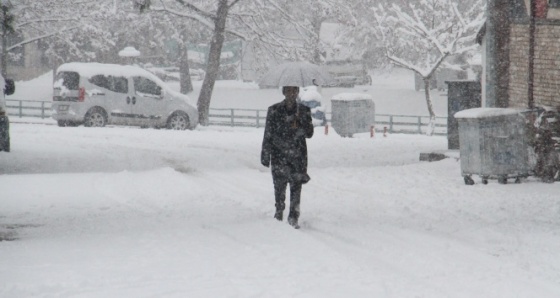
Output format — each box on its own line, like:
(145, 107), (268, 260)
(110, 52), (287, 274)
(509, 23), (560, 109)
(508, 24), (530, 109)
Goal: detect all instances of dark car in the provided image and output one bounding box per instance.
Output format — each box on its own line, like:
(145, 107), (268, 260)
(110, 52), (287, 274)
(0, 75), (15, 152)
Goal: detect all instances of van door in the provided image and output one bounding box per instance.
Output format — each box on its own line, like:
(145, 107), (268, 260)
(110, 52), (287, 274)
(132, 76), (167, 127)
(88, 75), (132, 125)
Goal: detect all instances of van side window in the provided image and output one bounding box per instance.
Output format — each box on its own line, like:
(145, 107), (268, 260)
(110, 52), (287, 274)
(55, 72), (79, 90)
(110, 76), (128, 93)
(133, 76), (162, 97)
(89, 75), (128, 94)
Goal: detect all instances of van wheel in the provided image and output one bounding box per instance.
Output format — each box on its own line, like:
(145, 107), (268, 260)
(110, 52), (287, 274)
(84, 108), (107, 127)
(167, 112), (190, 130)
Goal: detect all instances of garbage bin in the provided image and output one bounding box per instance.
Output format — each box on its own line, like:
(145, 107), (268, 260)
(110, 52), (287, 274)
(455, 108), (530, 185)
(330, 93), (375, 137)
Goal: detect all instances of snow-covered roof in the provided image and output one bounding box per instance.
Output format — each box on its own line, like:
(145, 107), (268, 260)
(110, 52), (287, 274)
(454, 108), (521, 119)
(331, 93), (374, 101)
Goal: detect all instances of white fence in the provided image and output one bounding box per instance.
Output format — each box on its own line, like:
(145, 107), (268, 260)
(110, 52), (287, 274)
(5, 99), (448, 135)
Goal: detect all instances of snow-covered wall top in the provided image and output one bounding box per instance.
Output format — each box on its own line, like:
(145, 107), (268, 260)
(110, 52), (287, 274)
(454, 108), (521, 119)
(331, 93), (374, 101)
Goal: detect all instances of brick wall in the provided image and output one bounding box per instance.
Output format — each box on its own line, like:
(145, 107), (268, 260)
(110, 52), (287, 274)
(509, 23), (560, 109)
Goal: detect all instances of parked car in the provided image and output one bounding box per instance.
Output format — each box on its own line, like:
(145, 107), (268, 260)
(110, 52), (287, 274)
(0, 74), (15, 152)
(52, 62), (198, 130)
(322, 60), (371, 88)
(329, 75), (357, 88)
(190, 68), (205, 81)
(299, 86), (327, 126)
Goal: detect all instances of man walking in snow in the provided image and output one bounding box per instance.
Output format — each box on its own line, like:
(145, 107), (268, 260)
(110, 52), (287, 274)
(261, 86), (314, 229)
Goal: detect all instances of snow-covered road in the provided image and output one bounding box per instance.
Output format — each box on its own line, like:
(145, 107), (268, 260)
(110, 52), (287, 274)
(1, 123), (559, 297)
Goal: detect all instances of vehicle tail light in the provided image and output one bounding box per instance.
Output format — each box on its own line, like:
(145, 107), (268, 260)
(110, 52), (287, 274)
(78, 87), (85, 102)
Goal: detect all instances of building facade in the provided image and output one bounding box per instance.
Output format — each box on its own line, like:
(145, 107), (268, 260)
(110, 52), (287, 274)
(507, 0), (560, 109)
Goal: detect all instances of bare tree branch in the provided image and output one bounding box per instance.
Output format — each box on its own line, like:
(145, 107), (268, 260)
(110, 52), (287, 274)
(228, 0), (241, 9)
(174, 0), (216, 20)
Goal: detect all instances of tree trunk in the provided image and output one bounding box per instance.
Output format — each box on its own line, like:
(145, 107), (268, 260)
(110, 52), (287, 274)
(310, 11), (323, 65)
(423, 77), (436, 136)
(179, 43), (193, 94)
(1, 6), (7, 78)
(1, 32), (6, 78)
(197, 0), (228, 126)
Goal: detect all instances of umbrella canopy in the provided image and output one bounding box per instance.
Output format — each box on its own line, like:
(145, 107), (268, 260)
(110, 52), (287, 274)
(258, 61), (333, 88)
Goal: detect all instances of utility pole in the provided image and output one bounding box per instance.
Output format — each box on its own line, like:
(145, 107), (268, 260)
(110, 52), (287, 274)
(528, 0), (536, 109)
(485, 0), (510, 108)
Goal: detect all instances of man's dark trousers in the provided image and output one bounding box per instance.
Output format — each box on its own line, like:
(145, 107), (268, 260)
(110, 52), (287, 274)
(272, 166), (301, 221)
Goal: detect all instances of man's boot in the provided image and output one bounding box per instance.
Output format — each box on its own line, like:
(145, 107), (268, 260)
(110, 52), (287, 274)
(274, 210), (283, 221)
(288, 216), (300, 229)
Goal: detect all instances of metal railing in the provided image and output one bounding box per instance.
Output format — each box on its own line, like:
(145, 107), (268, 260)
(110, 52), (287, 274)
(5, 99), (51, 119)
(4, 99), (448, 135)
(206, 108), (447, 135)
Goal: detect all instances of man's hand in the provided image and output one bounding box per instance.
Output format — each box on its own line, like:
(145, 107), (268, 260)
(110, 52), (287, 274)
(261, 154), (270, 167)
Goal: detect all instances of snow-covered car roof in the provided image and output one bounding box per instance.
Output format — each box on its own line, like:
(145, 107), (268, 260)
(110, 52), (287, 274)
(57, 62), (165, 85)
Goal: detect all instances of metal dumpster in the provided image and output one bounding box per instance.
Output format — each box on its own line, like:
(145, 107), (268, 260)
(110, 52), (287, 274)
(455, 108), (530, 185)
(330, 93), (375, 137)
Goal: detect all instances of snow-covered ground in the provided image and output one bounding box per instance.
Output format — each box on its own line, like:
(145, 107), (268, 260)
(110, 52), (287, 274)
(1, 70), (560, 297)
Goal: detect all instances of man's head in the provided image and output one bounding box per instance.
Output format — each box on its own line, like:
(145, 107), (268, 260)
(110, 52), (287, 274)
(282, 86), (299, 103)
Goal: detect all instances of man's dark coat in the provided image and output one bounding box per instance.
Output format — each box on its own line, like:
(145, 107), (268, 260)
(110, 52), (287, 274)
(261, 100), (314, 175)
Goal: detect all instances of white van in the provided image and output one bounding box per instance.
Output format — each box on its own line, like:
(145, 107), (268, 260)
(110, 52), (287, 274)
(52, 62), (198, 130)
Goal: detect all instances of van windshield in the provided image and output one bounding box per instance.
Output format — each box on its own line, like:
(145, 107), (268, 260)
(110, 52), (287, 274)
(55, 72), (79, 90)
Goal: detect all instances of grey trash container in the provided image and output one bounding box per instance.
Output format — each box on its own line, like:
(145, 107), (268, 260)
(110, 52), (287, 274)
(330, 93), (375, 137)
(455, 108), (530, 185)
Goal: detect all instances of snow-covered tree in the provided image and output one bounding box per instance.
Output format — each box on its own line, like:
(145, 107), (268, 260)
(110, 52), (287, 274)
(0, 1), (83, 76)
(0, 0), (130, 76)
(262, 0), (353, 65)
(138, 0), (248, 125)
(139, 0), (332, 125)
(343, 0), (484, 135)
(372, 0), (485, 135)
